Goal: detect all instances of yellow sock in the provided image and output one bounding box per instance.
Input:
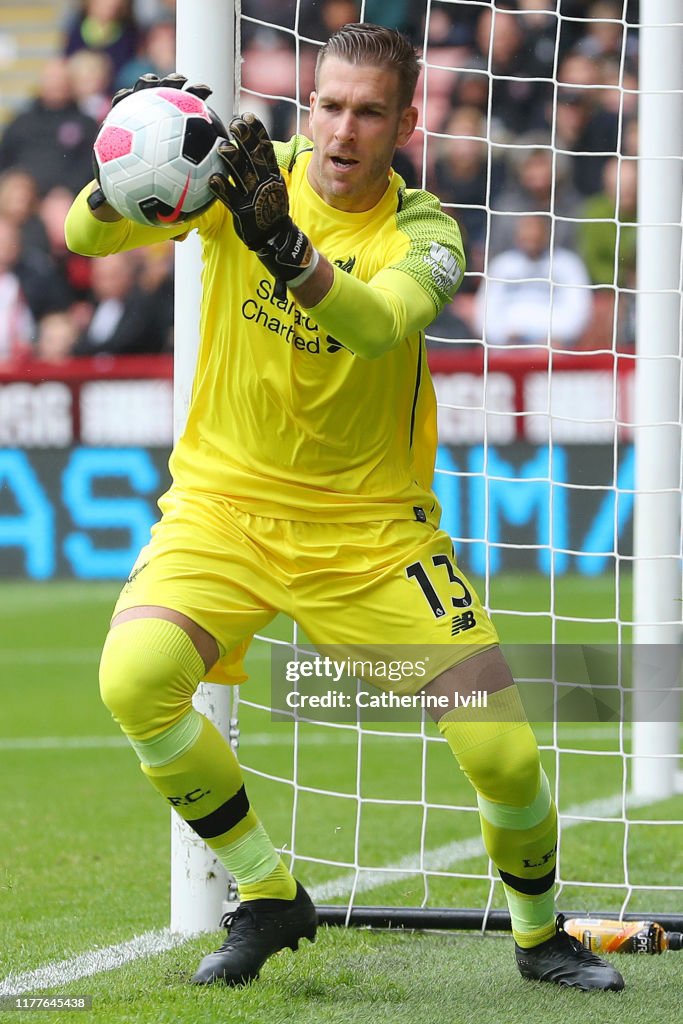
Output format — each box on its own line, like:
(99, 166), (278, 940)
(239, 857), (297, 902)
(100, 618), (295, 901)
(439, 686), (557, 947)
(140, 715), (296, 901)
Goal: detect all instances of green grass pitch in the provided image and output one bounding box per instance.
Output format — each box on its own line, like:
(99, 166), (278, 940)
(1, 577), (682, 1024)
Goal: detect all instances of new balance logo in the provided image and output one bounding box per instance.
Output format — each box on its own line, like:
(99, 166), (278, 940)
(451, 610), (476, 636)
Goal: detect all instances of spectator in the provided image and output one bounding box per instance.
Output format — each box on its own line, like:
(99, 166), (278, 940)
(576, 0), (637, 70)
(427, 296), (474, 346)
(0, 217), (34, 362)
(114, 13), (175, 92)
(300, 0), (360, 42)
(474, 214), (592, 347)
(73, 252), (168, 356)
(518, 0), (559, 76)
(622, 115), (638, 159)
(0, 168), (47, 253)
(63, 0), (139, 78)
(0, 180), (74, 322)
(34, 311), (79, 363)
(243, 0), (297, 35)
(136, 240), (175, 350)
(577, 156), (637, 348)
(240, 31), (312, 131)
(600, 59), (638, 122)
(0, 58), (99, 196)
(450, 59), (490, 119)
(474, 6), (551, 141)
(37, 186), (93, 312)
(392, 148), (418, 189)
(551, 54), (620, 196)
(432, 106), (503, 281)
(68, 49), (114, 122)
(578, 156), (637, 287)
(558, 51), (602, 90)
(422, 5), (474, 49)
(133, 0), (175, 29)
(416, 10), (473, 145)
(364, 0), (423, 42)
(489, 136), (581, 257)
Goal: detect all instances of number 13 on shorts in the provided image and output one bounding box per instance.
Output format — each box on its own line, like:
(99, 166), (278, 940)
(404, 544), (499, 648)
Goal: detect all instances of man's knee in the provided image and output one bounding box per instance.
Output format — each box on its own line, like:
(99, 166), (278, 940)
(466, 724), (541, 806)
(99, 617), (205, 739)
(438, 683), (542, 806)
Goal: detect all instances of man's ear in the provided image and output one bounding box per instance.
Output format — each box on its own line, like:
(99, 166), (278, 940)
(308, 91), (317, 129)
(396, 105), (418, 148)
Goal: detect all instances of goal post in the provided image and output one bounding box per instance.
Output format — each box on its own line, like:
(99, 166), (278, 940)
(632, 0), (683, 799)
(170, 0), (237, 936)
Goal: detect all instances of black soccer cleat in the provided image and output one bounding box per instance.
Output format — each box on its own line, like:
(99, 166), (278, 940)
(190, 880), (317, 985)
(515, 915), (625, 992)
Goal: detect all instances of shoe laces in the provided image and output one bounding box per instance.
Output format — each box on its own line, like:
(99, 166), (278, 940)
(215, 903), (262, 950)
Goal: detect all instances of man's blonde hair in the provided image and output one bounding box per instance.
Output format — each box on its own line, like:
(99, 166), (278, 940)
(315, 23), (420, 110)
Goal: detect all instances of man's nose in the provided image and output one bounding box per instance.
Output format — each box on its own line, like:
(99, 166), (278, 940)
(334, 111), (356, 142)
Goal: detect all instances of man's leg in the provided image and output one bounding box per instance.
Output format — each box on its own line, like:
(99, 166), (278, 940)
(423, 650), (557, 946)
(99, 605), (316, 984)
(287, 516), (622, 990)
(422, 648), (623, 992)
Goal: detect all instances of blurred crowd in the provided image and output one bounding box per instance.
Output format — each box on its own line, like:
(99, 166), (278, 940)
(0, 0), (641, 364)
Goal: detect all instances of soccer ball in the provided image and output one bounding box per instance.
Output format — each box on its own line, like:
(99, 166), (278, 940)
(93, 87), (228, 226)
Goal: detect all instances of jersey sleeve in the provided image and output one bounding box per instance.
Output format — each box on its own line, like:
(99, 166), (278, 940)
(389, 188), (466, 310)
(64, 181), (219, 256)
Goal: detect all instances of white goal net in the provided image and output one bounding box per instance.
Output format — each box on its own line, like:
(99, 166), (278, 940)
(174, 0), (683, 933)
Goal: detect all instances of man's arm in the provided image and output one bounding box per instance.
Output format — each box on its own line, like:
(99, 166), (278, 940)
(65, 181), (192, 256)
(291, 258), (437, 360)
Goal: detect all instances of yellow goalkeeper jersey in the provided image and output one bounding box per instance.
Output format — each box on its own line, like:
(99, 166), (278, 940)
(65, 135), (465, 523)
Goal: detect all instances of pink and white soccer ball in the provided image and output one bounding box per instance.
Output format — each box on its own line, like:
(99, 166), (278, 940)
(93, 87), (227, 226)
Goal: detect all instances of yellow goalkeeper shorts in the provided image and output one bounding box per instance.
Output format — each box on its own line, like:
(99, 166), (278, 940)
(112, 487), (499, 692)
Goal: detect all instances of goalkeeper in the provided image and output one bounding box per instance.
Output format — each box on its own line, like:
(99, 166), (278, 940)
(65, 23), (623, 993)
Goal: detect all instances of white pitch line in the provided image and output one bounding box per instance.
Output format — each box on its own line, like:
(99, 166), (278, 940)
(0, 736), (131, 751)
(0, 929), (186, 998)
(0, 649), (101, 664)
(0, 725), (632, 753)
(0, 733), (355, 752)
(309, 835), (486, 902)
(307, 788), (660, 903)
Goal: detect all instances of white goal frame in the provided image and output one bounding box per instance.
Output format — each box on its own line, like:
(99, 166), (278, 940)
(170, 0), (683, 935)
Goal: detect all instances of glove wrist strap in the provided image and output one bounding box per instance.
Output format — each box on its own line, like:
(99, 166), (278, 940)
(287, 248), (320, 289)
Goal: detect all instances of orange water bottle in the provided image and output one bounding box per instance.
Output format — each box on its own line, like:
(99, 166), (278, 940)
(564, 917), (683, 954)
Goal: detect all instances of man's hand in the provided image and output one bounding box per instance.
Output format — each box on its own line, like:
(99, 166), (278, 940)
(110, 72), (212, 108)
(209, 113), (318, 292)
